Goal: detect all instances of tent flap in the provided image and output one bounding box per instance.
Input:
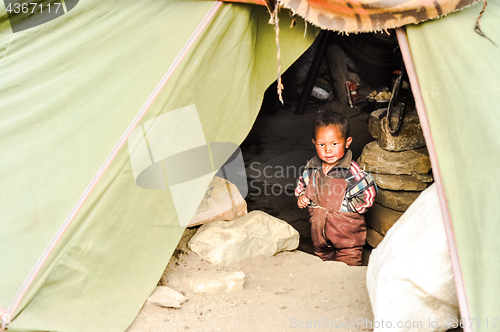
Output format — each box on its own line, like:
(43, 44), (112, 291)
(407, 2), (500, 331)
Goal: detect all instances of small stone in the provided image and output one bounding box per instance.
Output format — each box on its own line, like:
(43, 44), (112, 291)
(375, 188), (421, 212)
(188, 176), (247, 227)
(369, 109), (426, 152)
(189, 280), (225, 294)
(147, 286), (187, 308)
(372, 173), (431, 191)
(366, 227), (384, 248)
(188, 211), (299, 266)
(365, 203), (403, 235)
(189, 271), (245, 294)
(221, 271), (246, 292)
(357, 141), (431, 176)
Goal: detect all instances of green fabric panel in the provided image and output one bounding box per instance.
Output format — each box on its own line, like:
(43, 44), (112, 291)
(0, 0), (218, 312)
(407, 3), (500, 329)
(0, 0), (316, 331)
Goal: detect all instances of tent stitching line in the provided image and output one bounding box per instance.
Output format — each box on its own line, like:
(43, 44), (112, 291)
(396, 27), (473, 332)
(0, 309), (7, 331)
(1, 1), (223, 329)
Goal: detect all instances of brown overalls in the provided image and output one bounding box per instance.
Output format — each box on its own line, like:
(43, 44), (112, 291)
(305, 168), (366, 266)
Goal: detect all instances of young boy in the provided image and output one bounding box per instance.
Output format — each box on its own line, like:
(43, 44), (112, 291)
(295, 112), (376, 266)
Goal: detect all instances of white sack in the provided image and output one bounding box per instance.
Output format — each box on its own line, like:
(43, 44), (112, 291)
(366, 184), (459, 332)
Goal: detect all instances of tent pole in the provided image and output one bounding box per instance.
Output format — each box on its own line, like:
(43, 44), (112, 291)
(295, 31), (330, 114)
(396, 27), (473, 332)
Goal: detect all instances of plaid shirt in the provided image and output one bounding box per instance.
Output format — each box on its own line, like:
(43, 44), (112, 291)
(295, 150), (376, 214)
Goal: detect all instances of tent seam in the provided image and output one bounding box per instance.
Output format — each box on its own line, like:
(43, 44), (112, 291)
(0, 308), (7, 331)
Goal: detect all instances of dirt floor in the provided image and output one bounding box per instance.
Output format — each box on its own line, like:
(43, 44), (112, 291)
(127, 96), (380, 332)
(128, 228), (373, 332)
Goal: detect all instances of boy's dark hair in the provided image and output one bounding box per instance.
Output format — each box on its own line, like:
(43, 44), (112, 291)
(312, 111), (350, 140)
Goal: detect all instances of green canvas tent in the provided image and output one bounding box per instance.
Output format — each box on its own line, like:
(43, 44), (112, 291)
(403, 4), (500, 330)
(0, 1), (316, 331)
(1, 0), (499, 331)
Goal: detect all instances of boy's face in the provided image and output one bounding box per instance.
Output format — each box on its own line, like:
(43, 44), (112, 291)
(312, 124), (352, 166)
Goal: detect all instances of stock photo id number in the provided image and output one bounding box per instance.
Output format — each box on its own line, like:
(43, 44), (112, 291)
(4, 0), (79, 32)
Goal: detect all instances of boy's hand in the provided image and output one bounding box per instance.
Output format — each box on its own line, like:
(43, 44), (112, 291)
(297, 195), (310, 209)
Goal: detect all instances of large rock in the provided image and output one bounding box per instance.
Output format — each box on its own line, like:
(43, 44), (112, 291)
(365, 203), (403, 236)
(188, 211), (299, 266)
(369, 109), (426, 152)
(372, 173), (432, 191)
(188, 176), (247, 227)
(366, 227), (384, 248)
(375, 188), (421, 212)
(147, 286), (188, 308)
(357, 141), (431, 175)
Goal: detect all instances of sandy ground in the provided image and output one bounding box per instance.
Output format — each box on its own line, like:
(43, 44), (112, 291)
(128, 228), (374, 332)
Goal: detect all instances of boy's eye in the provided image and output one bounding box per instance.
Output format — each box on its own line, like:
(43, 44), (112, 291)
(319, 144), (324, 147)
(331, 143), (337, 146)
